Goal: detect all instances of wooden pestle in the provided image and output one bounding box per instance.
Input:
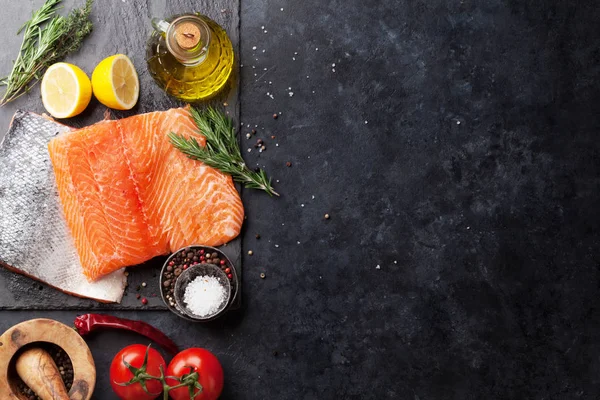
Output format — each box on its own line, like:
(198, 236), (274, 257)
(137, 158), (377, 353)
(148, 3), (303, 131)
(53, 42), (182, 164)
(15, 348), (69, 400)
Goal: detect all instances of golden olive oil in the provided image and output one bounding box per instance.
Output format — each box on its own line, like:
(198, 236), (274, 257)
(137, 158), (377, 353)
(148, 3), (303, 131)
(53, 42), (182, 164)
(146, 14), (234, 102)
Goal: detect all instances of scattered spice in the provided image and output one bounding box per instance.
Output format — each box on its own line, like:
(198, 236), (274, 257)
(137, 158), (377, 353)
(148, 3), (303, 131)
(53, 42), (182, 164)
(273, 113), (278, 119)
(286, 162), (292, 167)
(248, 250), (254, 256)
(141, 297), (148, 305)
(255, 234), (261, 239)
(141, 282), (147, 287)
(260, 272), (266, 279)
(324, 213), (330, 219)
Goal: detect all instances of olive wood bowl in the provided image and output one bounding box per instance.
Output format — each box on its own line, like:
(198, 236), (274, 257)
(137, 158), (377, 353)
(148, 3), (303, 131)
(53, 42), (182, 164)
(0, 318), (96, 399)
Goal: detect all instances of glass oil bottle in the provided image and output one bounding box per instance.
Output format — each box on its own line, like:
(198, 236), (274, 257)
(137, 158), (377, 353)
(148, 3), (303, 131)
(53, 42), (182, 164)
(146, 13), (234, 102)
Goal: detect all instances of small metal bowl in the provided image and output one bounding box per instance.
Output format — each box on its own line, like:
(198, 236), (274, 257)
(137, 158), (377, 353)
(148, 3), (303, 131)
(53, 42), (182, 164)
(173, 264), (232, 321)
(160, 245), (239, 321)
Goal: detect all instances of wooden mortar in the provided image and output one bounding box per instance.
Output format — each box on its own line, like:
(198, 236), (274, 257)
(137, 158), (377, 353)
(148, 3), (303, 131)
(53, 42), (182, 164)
(0, 319), (96, 400)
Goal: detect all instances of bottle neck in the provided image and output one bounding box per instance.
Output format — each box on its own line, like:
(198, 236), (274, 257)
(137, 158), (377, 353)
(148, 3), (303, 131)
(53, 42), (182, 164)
(165, 15), (211, 66)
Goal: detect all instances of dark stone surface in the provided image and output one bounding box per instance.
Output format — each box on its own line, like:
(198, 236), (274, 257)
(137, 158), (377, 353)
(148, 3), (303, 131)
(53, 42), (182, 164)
(1, 0), (600, 399)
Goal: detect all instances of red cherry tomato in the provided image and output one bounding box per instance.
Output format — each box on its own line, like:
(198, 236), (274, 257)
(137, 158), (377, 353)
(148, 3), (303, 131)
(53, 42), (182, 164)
(110, 344), (166, 400)
(166, 348), (224, 400)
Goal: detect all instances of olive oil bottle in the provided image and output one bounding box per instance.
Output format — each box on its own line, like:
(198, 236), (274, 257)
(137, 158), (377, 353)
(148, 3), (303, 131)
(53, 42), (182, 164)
(146, 13), (234, 102)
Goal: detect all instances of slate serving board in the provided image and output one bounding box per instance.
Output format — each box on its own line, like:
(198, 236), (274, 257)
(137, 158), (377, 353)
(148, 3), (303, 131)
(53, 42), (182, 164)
(0, 0), (241, 310)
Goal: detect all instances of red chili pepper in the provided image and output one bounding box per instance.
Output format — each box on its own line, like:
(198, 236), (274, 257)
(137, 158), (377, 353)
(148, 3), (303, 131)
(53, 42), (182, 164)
(74, 314), (179, 355)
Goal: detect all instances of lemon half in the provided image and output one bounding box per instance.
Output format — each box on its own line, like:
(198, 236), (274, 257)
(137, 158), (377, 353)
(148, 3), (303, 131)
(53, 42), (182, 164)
(41, 63), (92, 119)
(92, 54), (139, 110)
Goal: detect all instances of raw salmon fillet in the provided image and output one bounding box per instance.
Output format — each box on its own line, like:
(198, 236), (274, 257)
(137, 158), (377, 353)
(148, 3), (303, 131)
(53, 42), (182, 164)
(0, 111), (126, 303)
(48, 108), (244, 281)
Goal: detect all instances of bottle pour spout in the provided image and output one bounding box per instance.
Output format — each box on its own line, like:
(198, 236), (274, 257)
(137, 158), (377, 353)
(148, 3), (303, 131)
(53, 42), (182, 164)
(151, 17), (170, 34)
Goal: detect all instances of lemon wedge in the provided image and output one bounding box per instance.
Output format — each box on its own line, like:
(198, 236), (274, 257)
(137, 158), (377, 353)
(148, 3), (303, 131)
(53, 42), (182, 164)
(92, 54), (139, 110)
(41, 63), (92, 119)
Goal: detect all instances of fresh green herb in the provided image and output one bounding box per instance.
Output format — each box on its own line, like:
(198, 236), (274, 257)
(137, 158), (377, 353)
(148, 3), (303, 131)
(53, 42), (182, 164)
(0, 0), (93, 106)
(169, 107), (279, 197)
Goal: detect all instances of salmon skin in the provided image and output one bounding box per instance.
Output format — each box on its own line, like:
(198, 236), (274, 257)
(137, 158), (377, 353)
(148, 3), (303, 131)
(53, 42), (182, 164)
(0, 111), (126, 303)
(48, 108), (244, 281)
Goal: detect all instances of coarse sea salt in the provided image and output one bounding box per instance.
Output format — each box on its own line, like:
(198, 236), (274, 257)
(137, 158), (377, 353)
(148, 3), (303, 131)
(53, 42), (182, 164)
(183, 275), (226, 317)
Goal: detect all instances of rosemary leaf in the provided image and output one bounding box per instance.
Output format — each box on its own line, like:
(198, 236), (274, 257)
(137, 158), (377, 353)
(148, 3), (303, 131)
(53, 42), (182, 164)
(169, 107), (280, 197)
(0, 0), (93, 106)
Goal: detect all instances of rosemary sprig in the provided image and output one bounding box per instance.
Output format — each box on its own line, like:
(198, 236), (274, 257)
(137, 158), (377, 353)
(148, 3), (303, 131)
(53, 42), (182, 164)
(169, 107), (280, 197)
(0, 0), (93, 106)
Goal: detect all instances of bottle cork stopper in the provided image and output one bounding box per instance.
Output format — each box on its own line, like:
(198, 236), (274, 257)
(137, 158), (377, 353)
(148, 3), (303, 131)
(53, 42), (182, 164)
(175, 22), (201, 50)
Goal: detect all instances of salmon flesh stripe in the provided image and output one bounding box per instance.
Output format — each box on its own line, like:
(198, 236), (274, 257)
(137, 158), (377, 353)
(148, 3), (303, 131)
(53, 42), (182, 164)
(48, 108), (244, 281)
